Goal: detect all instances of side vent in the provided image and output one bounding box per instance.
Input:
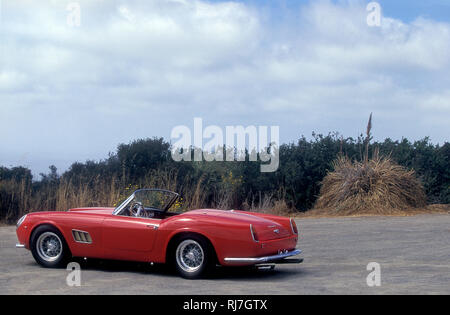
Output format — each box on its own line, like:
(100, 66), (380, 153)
(72, 230), (93, 244)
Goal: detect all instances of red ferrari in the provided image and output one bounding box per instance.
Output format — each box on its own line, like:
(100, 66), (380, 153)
(16, 189), (302, 278)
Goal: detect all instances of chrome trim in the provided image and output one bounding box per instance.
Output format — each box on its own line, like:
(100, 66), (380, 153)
(16, 243), (25, 248)
(72, 229), (93, 244)
(146, 224), (159, 230)
(224, 249), (302, 264)
(113, 193), (135, 215)
(249, 224), (259, 243)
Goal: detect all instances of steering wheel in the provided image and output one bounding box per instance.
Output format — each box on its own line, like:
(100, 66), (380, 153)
(129, 202), (144, 217)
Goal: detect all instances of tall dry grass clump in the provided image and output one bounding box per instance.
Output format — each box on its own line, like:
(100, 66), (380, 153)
(314, 155), (427, 215)
(314, 113), (428, 216)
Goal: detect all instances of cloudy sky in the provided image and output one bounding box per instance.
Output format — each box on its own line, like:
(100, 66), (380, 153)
(1, 0), (449, 177)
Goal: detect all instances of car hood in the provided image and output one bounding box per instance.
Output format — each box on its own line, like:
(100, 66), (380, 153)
(68, 207), (115, 215)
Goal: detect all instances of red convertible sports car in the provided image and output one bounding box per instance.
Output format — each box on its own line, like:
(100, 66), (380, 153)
(16, 189), (302, 278)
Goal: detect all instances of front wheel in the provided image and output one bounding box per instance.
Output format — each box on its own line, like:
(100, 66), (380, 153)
(174, 236), (213, 279)
(30, 225), (70, 268)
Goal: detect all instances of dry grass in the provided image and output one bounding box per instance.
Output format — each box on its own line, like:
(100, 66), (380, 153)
(243, 192), (296, 217)
(313, 155), (427, 216)
(259, 200), (296, 216)
(0, 168), (215, 223)
(0, 178), (30, 221)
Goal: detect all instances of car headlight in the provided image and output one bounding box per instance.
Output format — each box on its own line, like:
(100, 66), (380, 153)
(16, 215), (27, 229)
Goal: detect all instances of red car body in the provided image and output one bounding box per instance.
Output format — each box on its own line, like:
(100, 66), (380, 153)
(16, 189), (302, 277)
(17, 208), (299, 265)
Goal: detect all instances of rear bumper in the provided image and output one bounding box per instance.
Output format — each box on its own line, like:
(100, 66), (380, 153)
(224, 249), (302, 264)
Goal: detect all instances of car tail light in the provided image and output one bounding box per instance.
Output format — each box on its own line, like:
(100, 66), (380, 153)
(250, 224), (259, 242)
(290, 218), (298, 235)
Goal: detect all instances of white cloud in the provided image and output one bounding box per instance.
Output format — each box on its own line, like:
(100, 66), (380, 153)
(0, 0), (449, 175)
(421, 91), (450, 111)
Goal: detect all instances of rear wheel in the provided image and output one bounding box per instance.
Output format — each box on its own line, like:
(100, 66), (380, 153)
(173, 235), (213, 279)
(30, 225), (70, 268)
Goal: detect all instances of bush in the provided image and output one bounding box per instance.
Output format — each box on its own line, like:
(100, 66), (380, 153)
(314, 156), (427, 215)
(0, 134), (448, 222)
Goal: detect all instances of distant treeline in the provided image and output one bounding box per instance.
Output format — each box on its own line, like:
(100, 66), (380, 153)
(1, 134), (449, 222)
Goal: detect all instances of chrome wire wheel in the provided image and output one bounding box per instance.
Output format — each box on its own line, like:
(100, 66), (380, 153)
(175, 239), (205, 273)
(36, 232), (63, 262)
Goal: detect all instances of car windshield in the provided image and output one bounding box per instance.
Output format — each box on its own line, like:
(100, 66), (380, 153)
(114, 189), (179, 215)
(134, 189), (178, 210)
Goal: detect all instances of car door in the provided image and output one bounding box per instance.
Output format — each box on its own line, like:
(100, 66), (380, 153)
(102, 215), (160, 261)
